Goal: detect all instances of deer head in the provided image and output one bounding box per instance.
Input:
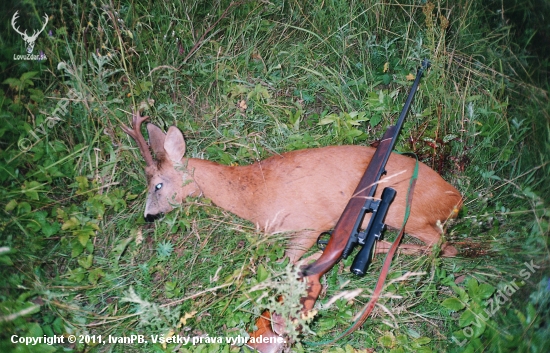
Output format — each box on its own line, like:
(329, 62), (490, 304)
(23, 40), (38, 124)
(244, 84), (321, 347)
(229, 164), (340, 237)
(122, 111), (199, 221)
(11, 11), (49, 54)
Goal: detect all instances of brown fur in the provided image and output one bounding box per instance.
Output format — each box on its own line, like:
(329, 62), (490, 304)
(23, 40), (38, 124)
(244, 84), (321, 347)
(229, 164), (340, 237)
(135, 123), (462, 263)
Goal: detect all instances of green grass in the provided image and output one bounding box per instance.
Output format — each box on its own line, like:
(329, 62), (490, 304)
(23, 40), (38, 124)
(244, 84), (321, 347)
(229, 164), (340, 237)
(0, 0), (549, 352)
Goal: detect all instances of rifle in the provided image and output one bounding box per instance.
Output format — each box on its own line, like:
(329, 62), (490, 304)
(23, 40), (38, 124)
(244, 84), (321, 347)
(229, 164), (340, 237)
(303, 59), (430, 278)
(248, 60), (430, 353)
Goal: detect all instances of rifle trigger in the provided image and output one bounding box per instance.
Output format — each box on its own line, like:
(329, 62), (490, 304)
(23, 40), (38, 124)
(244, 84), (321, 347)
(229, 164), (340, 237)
(316, 231), (332, 251)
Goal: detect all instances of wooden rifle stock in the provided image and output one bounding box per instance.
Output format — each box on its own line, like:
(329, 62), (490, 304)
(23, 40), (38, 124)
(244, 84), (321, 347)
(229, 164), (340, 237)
(302, 59), (430, 278)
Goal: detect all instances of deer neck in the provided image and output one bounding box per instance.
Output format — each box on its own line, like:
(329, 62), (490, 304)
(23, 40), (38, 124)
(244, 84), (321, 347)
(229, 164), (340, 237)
(186, 158), (261, 221)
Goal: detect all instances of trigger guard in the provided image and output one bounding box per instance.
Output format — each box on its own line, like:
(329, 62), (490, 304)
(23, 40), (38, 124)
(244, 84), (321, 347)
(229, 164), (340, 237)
(316, 231), (332, 251)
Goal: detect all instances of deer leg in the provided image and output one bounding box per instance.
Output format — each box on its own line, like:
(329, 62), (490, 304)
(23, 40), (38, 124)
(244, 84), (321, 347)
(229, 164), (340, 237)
(293, 238), (457, 268)
(374, 240), (429, 255)
(378, 221), (458, 257)
(378, 242), (457, 257)
(406, 223), (458, 257)
(286, 227), (457, 263)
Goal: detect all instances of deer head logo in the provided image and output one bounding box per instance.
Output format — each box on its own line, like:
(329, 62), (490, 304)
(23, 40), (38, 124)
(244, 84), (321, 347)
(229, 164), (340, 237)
(11, 11), (48, 54)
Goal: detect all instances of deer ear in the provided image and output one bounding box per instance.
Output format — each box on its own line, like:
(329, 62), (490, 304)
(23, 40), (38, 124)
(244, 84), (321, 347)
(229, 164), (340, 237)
(147, 123), (166, 160)
(164, 126), (186, 163)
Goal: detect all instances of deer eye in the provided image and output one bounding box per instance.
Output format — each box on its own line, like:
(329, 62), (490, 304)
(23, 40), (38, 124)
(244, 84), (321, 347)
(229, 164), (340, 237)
(155, 183), (163, 191)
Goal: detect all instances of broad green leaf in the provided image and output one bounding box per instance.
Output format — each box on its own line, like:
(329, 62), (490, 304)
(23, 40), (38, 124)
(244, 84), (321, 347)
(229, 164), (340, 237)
(77, 254), (93, 269)
(88, 268), (104, 285)
(17, 202), (32, 214)
(62, 217), (80, 230)
(317, 116), (336, 125)
(477, 283), (495, 299)
(455, 286), (469, 302)
(459, 309), (475, 327)
(347, 128), (363, 138)
(471, 318), (486, 338)
(75, 176), (89, 193)
(379, 332), (395, 347)
(112, 237), (133, 260)
(515, 308), (526, 325)
(317, 317), (336, 331)
(22, 181), (43, 200)
(36, 344), (60, 353)
(415, 337), (431, 345)
(370, 115), (382, 127)
(77, 233), (90, 247)
(441, 297), (465, 311)
(396, 334), (408, 345)
(257, 264), (268, 282)
(389, 348), (405, 353)
(86, 222), (100, 231)
(416, 348), (432, 353)
(52, 317), (64, 334)
(466, 278), (479, 294)
(0, 255), (13, 266)
(3, 77), (20, 88)
(68, 267), (86, 283)
(344, 344), (357, 353)
(71, 241), (84, 258)
(27, 322), (43, 337)
(526, 303), (536, 325)
(41, 222), (60, 237)
(20, 71), (39, 82)
(5, 199), (17, 212)
(165, 281), (177, 291)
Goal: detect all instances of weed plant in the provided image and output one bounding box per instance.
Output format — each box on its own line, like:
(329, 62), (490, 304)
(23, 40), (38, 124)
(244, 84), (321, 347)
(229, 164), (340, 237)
(0, 0), (548, 352)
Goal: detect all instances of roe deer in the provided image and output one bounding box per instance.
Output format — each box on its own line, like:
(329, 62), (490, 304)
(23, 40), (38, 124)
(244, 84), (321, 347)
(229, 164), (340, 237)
(122, 110), (462, 263)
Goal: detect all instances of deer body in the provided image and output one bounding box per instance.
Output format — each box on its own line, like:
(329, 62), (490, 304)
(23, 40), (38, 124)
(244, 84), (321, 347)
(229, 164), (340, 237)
(123, 112), (462, 263)
(178, 146), (459, 261)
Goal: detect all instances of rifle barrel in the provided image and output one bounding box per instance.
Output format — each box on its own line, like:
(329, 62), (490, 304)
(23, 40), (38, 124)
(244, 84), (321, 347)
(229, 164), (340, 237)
(390, 58), (431, 153)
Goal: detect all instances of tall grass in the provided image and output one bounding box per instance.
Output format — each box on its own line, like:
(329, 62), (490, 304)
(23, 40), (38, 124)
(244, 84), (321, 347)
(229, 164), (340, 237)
(0, 0), (548, 352)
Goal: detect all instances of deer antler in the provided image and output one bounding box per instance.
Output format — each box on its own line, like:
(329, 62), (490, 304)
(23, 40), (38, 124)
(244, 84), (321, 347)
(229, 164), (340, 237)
(32, 13), (49, 40)
(11, 11), (48, 40)
(122, 110), (155, 167)
(11, 11), (27, 38)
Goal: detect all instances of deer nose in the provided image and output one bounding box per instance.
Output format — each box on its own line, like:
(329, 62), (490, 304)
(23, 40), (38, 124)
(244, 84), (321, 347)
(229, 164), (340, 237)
(144, 214), (160, 222)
